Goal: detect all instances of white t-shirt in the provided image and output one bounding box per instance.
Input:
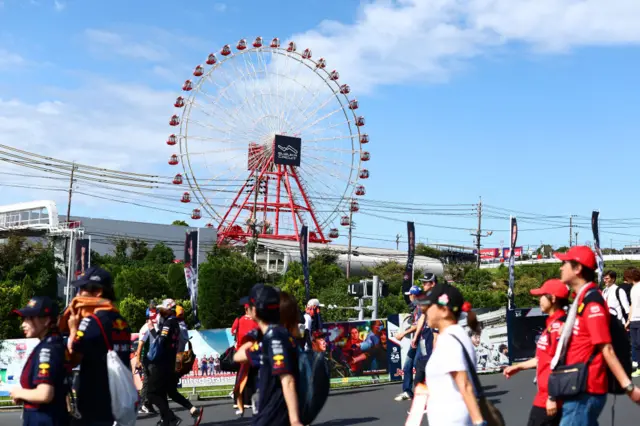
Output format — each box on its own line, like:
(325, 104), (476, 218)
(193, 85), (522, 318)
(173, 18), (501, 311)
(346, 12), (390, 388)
(631, 283), (640, 322)
(603, 284), (630, 322)
(426, 324), (477, 426)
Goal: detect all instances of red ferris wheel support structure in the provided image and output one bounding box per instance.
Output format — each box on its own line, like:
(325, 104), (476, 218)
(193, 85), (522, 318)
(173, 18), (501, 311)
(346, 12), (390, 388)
(216, 137), (328, 245)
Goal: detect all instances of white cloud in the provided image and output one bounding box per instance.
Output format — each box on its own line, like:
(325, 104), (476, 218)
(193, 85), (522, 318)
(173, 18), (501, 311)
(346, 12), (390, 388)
(291, 0), (640, 92)
(0, 49), (24, 69)
(214, 3), (227, 12)
(54, 0), (65, 11)
(84, 29), (170, 61)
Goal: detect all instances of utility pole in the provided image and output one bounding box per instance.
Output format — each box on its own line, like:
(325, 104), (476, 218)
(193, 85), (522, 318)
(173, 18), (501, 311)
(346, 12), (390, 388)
(470, 197), (492, 268)
(66, 163), (76, 223)
(569, 214), (577, 247)
(396, 234), (400, 251)
(346, 208), (354, 279)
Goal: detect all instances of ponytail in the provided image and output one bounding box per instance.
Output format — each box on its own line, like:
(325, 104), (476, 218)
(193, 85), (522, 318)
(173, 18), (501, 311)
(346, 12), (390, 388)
(465, 311), (481, 334)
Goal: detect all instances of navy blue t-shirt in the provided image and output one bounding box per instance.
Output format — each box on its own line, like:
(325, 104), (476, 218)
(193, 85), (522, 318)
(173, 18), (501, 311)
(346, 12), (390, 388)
(249, 325), (299, 426)
(20, 332), (69, 426)
(71, 310), (131, 422)
(148, 316), (180, 366)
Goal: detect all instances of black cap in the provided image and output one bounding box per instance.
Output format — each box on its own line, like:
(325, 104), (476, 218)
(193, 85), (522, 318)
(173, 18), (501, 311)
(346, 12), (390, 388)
(420, 282), (464, 314)
(71, 266), (113, 288)
(12, 296), (59, 318)
(248, 283), (280, 311)
(418, 273), (437, 283)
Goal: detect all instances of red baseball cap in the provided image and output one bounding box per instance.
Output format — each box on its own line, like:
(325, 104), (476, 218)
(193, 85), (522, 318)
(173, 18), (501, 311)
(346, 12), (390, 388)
(554, 245), (596, 270)
(530, 279), (569, 299)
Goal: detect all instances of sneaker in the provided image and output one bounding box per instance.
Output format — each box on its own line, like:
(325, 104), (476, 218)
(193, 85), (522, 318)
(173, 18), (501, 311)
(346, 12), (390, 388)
(395, 392), (412, 401)
(632, 369), (640, 378)
(170, 418), (183, 426)
(190, 407), (204, 426)
(633, 361), (639, 369)
(235, 409), (245, 418)
(139, 405), (150, 414)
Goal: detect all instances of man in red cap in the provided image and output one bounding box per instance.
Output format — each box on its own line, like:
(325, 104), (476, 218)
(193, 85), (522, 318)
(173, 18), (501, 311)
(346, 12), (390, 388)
(553, 246), (640, 424)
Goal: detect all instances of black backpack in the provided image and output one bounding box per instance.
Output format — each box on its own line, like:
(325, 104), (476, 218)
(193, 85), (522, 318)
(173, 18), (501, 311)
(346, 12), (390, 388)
(264, 328), (330, 424)
(296, 348), (330, 425)
(581, 289), (633, 395)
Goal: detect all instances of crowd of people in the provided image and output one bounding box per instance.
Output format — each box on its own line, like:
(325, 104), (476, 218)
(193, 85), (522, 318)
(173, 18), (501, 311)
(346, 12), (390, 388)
(7, 244), (640, 426)
(394, 246), (640, 425)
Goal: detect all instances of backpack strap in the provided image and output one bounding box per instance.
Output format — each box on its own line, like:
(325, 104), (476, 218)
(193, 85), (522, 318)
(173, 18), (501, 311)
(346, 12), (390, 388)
(614, 287), (629, 322)
(578, 288), (605, 366)
(450, 334), (485, 399)
(90, 313), (112, 351)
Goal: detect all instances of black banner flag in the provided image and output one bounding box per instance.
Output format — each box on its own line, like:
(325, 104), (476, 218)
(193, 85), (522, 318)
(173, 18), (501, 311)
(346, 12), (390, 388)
(74, 239), (90, 279)
(508, 217), (518, 310)
(402, 222), (416, 305)
(184, 230), (200, 327)
(299, 225), (310, 303)
(592, 211), (604, 284)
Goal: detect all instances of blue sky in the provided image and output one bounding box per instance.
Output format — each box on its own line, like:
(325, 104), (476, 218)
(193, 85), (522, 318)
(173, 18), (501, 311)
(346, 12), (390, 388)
(2, 0), (640, 252)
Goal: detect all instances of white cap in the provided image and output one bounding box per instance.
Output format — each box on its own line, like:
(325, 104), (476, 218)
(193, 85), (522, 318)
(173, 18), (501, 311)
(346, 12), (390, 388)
(307, 298), (322, 308)
(161, 298), (176, 309)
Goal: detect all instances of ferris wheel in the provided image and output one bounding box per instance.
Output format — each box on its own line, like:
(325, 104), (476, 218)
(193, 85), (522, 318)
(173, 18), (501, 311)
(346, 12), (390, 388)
(166, 37), (370, 245)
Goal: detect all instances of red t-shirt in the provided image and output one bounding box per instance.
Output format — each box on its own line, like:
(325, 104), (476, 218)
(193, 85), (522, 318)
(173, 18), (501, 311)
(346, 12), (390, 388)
(564, 283), (611, 395)
(234, 315), (258, 349)
(534, 310), (565, 407)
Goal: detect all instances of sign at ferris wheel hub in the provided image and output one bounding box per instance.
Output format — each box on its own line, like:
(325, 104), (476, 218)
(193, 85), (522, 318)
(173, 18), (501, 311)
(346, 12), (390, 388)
(274, 135), (302, 166)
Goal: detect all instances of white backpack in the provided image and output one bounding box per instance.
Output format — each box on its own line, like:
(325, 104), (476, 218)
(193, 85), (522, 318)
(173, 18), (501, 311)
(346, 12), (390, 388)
(92, 314), (138, 426)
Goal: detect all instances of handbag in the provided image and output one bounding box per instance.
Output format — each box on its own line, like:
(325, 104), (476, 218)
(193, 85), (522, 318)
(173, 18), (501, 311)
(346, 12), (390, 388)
(548, 351), (596, 399)
(451, 335), (505, 426)
(220, 346), (239, 372)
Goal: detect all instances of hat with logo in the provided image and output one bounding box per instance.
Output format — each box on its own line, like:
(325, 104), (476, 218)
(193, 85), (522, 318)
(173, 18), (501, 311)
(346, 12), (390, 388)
(530, 279), (569, 299)
(71, 266), (113, 288)
(307, 298), (324, 308)
(418, 273), (437, 283)
(160, 298), (176, 310)
(248, 283), (280, 311)
(404, 285), (423, 296)
(554, 246), (597, 270)
(419, 282), (472, 315)
(12, 296), (59, 318)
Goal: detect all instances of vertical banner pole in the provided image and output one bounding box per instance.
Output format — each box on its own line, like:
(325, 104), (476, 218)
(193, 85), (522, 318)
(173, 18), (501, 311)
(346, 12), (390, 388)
(299, 225), (310, 303)
(372, 276), (379, 320)
(402, 222), (416, 304)
(592, 211), (604, 286)
(507, 216), (518, 311)
(88, 235), (92, 268)
(65, 231), (75, 306)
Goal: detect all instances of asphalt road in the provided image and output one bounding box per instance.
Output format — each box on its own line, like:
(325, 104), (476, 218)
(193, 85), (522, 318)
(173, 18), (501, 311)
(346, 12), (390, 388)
(1, 371), (638, 425)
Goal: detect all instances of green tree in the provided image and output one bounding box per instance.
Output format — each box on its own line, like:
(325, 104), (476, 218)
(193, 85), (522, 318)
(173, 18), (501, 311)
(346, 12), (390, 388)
(416, 243), (443, 259)
(114, 267), (170, 301)
(20, 275), (35, 307)
(113, 238), (129, 261)
(167, 262), (190, 300)
(281, 262), (316, 310)
(198, 252), (261, 329)
(118, 296), (149, 332)
(146, 243), (175, 265)
(172, 220), (189, 227)
(129, 239), (149, 261)
(0, 284), (22, 339)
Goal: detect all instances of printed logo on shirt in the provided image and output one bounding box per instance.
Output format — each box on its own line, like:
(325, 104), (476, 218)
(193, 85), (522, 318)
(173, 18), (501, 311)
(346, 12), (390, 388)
(113, 319), (128, 331)
(572, 318), (581, 335)
(74, 330), (85, 341)
(251, 342), (260, 352)
(38, 363), (50, 376)
(273, 354), (284, 368)
(537, 333), (549, 350)
(271, 339), (284, 355)
(587, 304), (604, 319)
(38, 349), (51, 363)
(578, 303), (585, 314)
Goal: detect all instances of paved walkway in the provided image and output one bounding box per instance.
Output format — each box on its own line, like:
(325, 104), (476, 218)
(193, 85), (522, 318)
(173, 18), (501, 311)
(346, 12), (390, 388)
(1, 371), (638, 425)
